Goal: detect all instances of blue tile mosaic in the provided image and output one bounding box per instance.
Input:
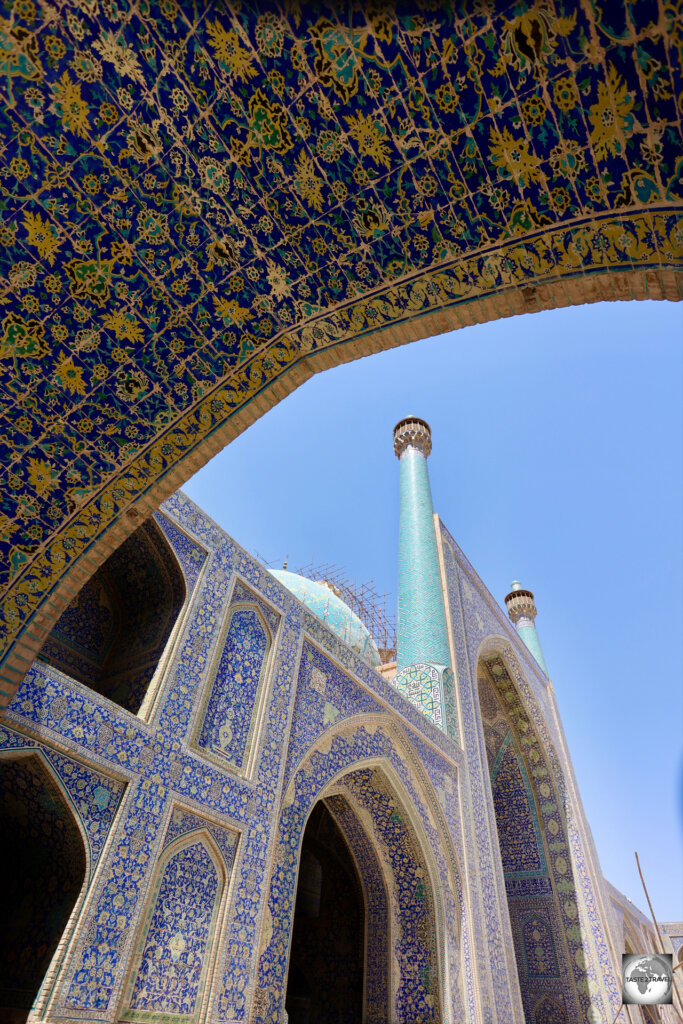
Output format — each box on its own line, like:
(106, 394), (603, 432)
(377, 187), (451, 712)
(125, 840), (221, 1019)
(196, 605), (272, 773)
(0, 487), (633, 1024)
(0, 0), (680, 700)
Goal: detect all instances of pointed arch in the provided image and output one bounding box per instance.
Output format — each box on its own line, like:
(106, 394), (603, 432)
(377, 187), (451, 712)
(119, 829), (227, 1024)
(324, 793), (390, 1022)
(37, 518), (186, 716)
(192, 589), (277, 775)
(533, 994), (569, 1024)
(475, 647), (584, 1022)
(0, 750), (89, 1024)
(251, 716), (464, 1024)
(285, 799), (367, 1024)
(327, 762), (443, 1023)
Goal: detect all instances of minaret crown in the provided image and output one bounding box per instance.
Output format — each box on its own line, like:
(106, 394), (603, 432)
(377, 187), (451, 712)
(393, 416), (432, 459)
(505, 584), (537, 625)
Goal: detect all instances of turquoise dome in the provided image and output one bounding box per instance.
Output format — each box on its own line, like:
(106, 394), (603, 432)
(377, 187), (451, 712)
(270, 570), (381, 668)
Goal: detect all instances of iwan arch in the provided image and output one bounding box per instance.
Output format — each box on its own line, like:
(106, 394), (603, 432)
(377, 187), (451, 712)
(0, 1), (681, 698)
(0, 4), (682, 1023)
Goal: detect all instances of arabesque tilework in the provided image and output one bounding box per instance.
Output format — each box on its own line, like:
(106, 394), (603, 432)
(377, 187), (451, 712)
(195, 582), (280, 773)
(0, 487), (661, 1024)
(123, 836), (224, 1023)
(439, 519), (630, 1023)
(0, 1), (681, 698)
(393, 661), (445, 729)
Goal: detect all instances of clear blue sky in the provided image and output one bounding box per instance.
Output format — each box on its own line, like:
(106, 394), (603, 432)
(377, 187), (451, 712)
(185, 299), (683, 921)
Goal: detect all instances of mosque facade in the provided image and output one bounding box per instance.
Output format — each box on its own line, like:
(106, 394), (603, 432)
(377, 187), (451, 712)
(1, 417), (680, 1024)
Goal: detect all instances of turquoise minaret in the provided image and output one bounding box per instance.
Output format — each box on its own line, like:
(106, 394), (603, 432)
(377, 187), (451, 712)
(394, 417), (450, 671)
(391, 418), (455, 733)
(505, 581), (549, 675)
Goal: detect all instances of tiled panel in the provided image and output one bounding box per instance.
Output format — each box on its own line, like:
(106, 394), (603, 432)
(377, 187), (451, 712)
(0, 1), (680, 683)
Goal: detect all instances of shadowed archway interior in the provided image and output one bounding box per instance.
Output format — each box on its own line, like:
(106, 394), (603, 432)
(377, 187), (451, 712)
(0, 755), (86, 1024)
(285, 801), (364, 1024)
(36, 518), (185, 714)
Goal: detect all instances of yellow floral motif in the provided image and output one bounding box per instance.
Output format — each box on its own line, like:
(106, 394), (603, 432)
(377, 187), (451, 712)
(345, 111), (392, 169)
(266, 260), (290, 299)
(27, 457), (59, 496)
(65, 258), (112, 306)
(0, 18), (42, 83)
(489, 127), (544, 187)
(0, 312), (47, 361)
(24, 210), (62, 265)
(548, 139), (587, 181)
(206, 19), (256, 82)
(588, 62), (636, 161)
(294, 150), (325, 212)
(247, 89), (292, 155)
(553, 76), (577, 112)
(10, 156), (30, 180)
(93, 30), (145, 83)
(102, 310), (145, 343)
(214, 297), (251, 327)
(522, 94), (547, 126)
(499, 4), (575, 74)
(50, 71), (90, 138)
(308, 18), (367, 103)
(54, 355), (86, 395)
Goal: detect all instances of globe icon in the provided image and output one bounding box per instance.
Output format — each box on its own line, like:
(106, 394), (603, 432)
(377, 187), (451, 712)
(622, 954), (673, 1005)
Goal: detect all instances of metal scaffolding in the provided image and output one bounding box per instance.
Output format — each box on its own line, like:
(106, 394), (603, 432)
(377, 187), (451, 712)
(255, 551), (396, 664)
(293, 559), (396, 664)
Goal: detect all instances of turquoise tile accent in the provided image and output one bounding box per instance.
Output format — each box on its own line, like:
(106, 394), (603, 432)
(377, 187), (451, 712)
(397, 446), (450, 673)
(515, 622), (549, 677)
(393, 663), (448, 729)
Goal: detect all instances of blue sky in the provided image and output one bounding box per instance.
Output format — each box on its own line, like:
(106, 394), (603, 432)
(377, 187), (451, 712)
(185, 299), (683, 921)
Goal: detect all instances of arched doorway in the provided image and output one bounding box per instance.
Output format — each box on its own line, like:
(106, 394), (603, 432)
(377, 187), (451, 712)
(255, 727), (449, 1024)
(37, 519), (186, 714)
(285, 802), (364, 1024)
(0, 754), (86, 1024)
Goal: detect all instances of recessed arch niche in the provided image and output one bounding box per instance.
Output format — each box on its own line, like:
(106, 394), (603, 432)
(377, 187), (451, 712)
(37, 518), (186, 715)
(119, 830), (227, 1024)
(193, 583), (280, 775)
(0, 753), (87, 1024)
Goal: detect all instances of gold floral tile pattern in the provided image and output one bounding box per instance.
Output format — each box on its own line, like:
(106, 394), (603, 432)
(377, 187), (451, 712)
(0, 1), (681, 691)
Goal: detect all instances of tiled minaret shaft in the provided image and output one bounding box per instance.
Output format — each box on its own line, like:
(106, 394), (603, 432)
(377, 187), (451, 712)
(505, 581), (549, 675)
(394, 418), (450, 672)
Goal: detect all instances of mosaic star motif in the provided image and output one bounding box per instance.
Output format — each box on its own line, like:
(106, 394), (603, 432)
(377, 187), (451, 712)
(0, 1), (681, 692)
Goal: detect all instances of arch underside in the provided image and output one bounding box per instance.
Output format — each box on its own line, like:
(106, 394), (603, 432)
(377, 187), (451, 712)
(268, 764), (443, 1024)
(285, 798), (378, 1024)
(0, 1), (682, 700)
